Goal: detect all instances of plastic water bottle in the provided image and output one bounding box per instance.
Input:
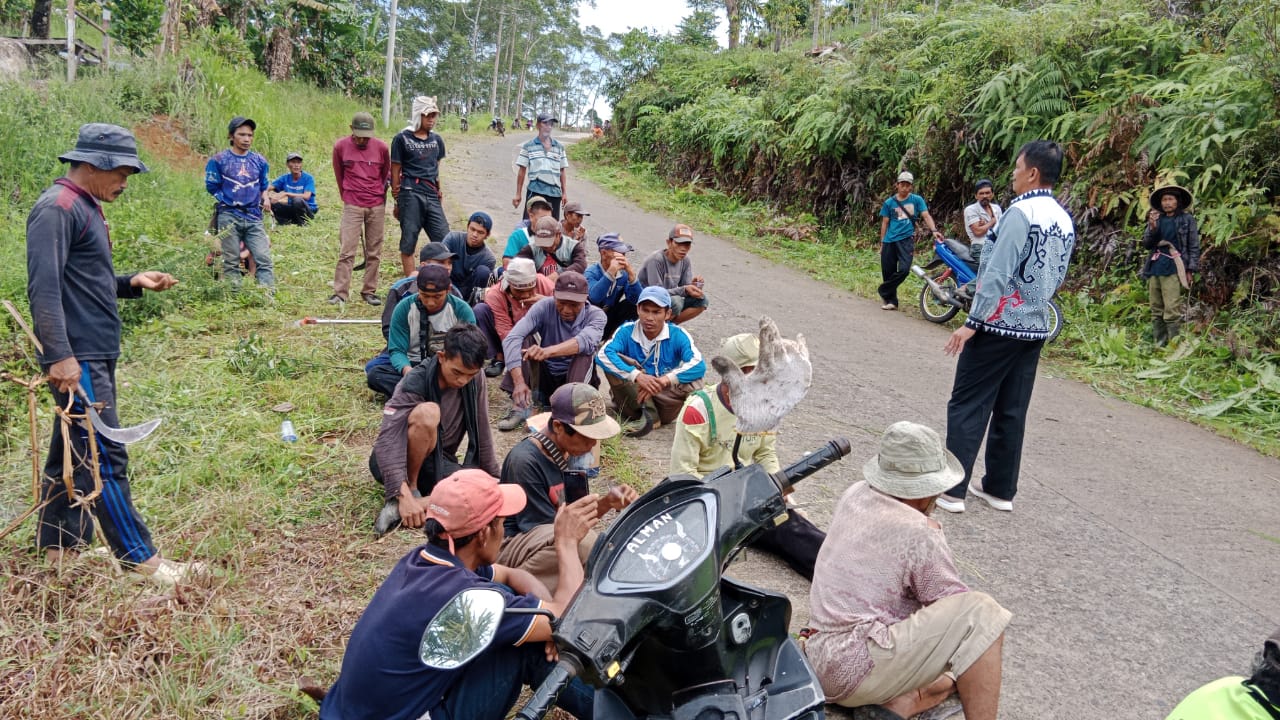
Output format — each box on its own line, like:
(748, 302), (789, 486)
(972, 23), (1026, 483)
(280, 420), (297, 443)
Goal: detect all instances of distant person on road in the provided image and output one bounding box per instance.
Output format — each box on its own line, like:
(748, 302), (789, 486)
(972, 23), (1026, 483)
(963, 178), (1002, 266)
(670, 333), (826, 579)
(392, 96), (449, 277)
(516, 216), (587, 280)
(498, 383), (636, 593)
(937, 141), (1076, 514)
(497, 272), (606, 432)
(502, 195), (554, 268)
(205, 116), (275, 287)
(1165, 626), (1280, 719)
(805, 421), (1011, 720)
(368, 325), (498, 536)
(1140, 184), (1200, 347)
(637, 224), (708, 324)
(331, 111), (390, 306)
(29, 123), (203, 585)
(473, 257), (555, 381)
(443, 211), (497, 305)
(596, 286), (706, 438)
(319, 469), (598, 720)
(513, 112), (569, 219)
(877, 171), (942, 310)
(585, 233), (643, 340)
(267, 151), (317, 226)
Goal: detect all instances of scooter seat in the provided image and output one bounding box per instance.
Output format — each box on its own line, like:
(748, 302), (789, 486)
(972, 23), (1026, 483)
(942, 237), (975, 264)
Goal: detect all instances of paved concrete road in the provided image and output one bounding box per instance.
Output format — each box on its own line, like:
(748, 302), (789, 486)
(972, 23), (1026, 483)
(445, 131), (1280, 719)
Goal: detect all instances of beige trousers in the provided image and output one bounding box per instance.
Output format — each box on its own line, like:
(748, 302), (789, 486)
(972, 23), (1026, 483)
(497, 524), (597, 594)
(333, 203), (385, 300)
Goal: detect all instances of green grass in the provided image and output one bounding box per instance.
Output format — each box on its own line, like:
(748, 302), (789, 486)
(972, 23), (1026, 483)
(571, 140), (1280, 458)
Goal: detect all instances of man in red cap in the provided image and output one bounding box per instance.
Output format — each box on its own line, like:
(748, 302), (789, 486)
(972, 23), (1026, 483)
(321, 468), (600, 720)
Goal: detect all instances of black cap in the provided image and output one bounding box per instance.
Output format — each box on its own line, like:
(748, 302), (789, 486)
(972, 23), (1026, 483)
(228, 116), (256, 136)
(419, 242), (458, 262)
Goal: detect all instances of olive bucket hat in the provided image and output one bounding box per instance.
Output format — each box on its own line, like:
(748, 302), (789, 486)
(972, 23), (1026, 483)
(58, 123), (149, 173)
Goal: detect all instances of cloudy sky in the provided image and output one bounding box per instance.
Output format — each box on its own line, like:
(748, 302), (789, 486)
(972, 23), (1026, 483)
(577, 0), (695, 37)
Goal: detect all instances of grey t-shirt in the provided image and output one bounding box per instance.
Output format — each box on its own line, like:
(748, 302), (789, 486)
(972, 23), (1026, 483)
(637, 249), (692, 297)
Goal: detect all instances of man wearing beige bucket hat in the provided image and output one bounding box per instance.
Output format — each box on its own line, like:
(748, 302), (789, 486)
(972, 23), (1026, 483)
(804, 421), (1011, 720)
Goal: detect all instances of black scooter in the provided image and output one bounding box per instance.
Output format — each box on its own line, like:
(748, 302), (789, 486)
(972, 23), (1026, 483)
(422, 438), (850, 719)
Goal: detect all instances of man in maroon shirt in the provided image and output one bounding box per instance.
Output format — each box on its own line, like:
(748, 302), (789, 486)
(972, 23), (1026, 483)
(331, 111), (391, 306)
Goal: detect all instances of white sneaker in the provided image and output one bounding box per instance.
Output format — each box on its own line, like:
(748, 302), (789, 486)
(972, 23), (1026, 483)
(134, 558), (209, 586)
(935, 495), (966, 513)
(970, 479), (1013, 512)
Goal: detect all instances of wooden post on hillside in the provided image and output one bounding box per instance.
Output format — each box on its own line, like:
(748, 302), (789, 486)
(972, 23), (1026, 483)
(101, 6), (110, 71)
(66, 0), (77, 81)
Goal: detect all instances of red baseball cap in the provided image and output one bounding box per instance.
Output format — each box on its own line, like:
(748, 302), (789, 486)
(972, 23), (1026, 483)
(426, 469), (526, 539)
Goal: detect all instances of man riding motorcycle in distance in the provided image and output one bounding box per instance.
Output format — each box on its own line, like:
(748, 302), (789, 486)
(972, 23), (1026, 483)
(320, 469), (600, 720)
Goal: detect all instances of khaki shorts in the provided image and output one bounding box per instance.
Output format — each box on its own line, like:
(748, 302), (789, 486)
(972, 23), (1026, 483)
(497, 524), (596, 594)
(833, 591), (1011, 708)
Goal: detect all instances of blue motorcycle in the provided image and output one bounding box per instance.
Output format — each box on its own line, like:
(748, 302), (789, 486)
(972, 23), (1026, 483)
(910, 236), (1063, 341)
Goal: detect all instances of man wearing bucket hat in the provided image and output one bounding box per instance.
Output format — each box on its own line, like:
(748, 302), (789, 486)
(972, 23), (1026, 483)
(205, 115), (275, 288)
(1165, 626), (1280, 719)
(669, 333), (827, 579)
(321, 468), (599, 720)
(513, 112), (570, 219)
(585, 232), (644, 340)
(1141, 184), (1200, 347)
(498, 383), (637, 593)
(474, 257), (555, 380)
(27, 123), (203, 585)
(804, 422), (1011, 720)
(391, 96), (449, 276)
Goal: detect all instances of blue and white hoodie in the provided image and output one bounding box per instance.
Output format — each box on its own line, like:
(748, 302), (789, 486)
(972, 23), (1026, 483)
(966, 188), (1075, 341)
(596, 321), (706, 385)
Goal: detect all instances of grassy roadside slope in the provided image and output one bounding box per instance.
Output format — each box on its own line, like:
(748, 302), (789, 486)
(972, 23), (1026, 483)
(571, 141), (1280, 457)
(0, 54), (638, 718)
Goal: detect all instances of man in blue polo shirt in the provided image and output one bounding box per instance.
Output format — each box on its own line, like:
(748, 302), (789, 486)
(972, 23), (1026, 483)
(267, 151), (317, 225)
(320, 468), (599, 720)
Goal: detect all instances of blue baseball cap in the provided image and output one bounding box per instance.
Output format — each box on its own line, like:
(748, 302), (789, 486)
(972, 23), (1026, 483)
(637, 286), (672, 308)
(596, 233), (634, 253)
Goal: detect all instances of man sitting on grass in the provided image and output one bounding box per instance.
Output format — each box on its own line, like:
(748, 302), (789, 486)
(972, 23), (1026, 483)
(596, 286), (706, 438)
(498, 383), (637, 593)
(366, 264), (475, 398)
(368, 325), (498, 536)
(321, 469), (598, 720)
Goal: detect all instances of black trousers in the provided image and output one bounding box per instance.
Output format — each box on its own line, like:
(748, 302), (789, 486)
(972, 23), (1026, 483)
(270, 199), (314, 226)
(944, 332), (1045, 502)
(877, 239), (914, 306)
(748, 511), (826, 581)
(522, 191), (562, 220)
(37, 359), (157, 565)
(366, 362), (404, 398)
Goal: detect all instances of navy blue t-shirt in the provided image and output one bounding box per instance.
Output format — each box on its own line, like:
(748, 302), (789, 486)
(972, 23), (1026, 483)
(320, 544), (542, 720)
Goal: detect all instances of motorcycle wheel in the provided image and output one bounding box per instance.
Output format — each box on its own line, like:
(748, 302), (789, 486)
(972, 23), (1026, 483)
(1046, 300), (1064, 342)
(919, 277), (961, 323)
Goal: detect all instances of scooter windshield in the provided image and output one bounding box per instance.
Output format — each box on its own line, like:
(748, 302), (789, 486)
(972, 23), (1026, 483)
(606, 498), (712, 586)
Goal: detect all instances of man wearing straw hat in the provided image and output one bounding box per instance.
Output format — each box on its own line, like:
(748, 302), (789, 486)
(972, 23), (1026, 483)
(1140, 183), (1200, 347)
(26, 123), (203, 585)
(805, 421), (1010, 720)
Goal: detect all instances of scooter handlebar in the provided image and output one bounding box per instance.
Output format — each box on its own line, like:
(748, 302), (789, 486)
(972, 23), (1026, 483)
(777, 438), (852, 491)
(515, 658), (579, 720)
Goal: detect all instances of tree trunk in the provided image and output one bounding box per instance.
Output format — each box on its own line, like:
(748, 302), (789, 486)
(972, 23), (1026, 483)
(513, 35), (537, 124)
(265, 21), (293, 81)
(464, 0), (484, 112)
(159, 0), (182, 55)
(29, 0), (51, 38)
(501, 22), (517, 117)
(726, 0), (741, 49)
(489, 8), (503, 114)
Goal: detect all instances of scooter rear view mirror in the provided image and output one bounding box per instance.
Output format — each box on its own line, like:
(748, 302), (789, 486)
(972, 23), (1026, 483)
(419, 587), (506, 669)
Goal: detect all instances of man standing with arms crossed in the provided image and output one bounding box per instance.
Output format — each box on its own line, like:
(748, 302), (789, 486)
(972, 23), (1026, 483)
(28, 123), (203, 584)
(937, 141), (1076, 514)
(392, 96), (449, 277)
(331, 111), (390, 306)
